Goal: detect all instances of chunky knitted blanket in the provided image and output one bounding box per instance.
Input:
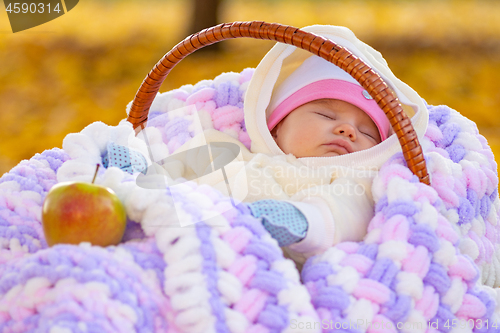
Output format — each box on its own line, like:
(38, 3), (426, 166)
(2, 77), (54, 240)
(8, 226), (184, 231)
(1, 69), (500, 332)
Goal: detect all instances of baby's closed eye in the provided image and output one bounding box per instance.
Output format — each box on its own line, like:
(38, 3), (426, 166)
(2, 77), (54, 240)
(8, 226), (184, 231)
(359, 128), (380, 142)
(361, 131), (375, 139)
(315, 112), (336, 120)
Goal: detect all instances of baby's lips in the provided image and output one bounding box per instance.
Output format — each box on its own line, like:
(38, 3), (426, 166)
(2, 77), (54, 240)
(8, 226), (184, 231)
(324, 138), (353, 154)
(324, 144), (349, 155)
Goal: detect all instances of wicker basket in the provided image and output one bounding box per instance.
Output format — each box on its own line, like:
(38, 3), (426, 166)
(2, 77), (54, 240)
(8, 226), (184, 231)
(126, 21), (429, 185)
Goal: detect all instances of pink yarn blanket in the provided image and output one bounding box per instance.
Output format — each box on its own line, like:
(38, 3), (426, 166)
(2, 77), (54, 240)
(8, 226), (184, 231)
(1, 69), (499, 332)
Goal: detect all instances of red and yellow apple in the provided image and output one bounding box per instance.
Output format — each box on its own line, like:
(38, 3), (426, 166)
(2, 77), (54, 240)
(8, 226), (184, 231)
(42, 181), (127, 247)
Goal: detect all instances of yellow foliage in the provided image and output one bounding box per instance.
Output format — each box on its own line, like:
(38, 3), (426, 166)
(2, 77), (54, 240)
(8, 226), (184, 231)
(1, 0), (499, 180)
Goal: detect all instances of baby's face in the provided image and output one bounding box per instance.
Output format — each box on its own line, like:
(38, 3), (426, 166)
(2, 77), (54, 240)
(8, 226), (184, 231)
(272, 99), (382, 158)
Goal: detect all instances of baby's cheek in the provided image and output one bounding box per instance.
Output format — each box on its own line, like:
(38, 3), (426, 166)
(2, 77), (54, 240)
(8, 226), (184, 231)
(364, 141), (378, 151)
(281, 131), (301, 153)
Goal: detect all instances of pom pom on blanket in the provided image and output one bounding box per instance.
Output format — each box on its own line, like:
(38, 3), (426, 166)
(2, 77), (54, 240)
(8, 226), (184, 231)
(1, 69), (500, 332)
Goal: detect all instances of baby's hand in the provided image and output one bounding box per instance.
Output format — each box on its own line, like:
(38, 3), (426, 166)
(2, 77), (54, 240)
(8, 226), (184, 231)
(247, 200), (308, 246)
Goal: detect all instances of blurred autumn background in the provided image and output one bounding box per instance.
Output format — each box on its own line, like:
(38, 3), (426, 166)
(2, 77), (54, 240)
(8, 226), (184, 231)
(0, 0), (499, 176)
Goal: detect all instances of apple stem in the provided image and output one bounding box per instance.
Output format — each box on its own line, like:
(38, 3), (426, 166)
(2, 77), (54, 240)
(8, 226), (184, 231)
(92, 164), (100, 184)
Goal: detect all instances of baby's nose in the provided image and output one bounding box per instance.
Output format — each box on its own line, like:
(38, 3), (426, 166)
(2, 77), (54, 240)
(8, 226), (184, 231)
(333, 123), (357, 141)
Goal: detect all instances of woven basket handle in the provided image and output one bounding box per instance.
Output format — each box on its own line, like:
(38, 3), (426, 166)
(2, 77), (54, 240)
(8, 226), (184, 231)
(127, 21), (429, 185)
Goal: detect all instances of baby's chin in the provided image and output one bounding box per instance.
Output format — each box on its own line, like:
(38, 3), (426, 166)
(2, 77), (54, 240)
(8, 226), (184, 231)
(283, 147), (356, 158)
(321, 152), (343, 157)
(295, 151), (344, 158)
(319, 147), (349, 157)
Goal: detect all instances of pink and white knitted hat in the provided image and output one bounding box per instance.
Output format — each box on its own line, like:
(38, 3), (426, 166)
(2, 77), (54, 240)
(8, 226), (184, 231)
(267, 56), (391, 141)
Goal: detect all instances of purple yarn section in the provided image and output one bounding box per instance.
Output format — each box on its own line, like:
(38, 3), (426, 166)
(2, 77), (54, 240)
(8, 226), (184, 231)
(215, 82), (241, 108)
(0, 148), (70, 254)
(409, 224), (440, 253)
(428, 104), (451, 126)
(302, 261), (334, 282)
(423, 263), (451, 295)
(437, 123), (461, 148)
(383, 294), (412, 323)
(121, 219), (147, 242)
(148, 110), (164, 121)
(367, 258), (399, 287)
(311, 281), (350, 310)
(0, 222), (40, 253)
(32, 149), (69, 174)
(0, 148), (69, 194)
(383, 200), (420, 219)
(431, 305), (455, 332)
(458, 196), (475, 225)
(357, 243), (378, 260)
(164, 117), (192, 144)
(480, 194), (492, 219)
(122, 238), (165, 283)
(467, 188), (480, 217)
(447, 143), (466, 163)
(196, 222), (231, 333)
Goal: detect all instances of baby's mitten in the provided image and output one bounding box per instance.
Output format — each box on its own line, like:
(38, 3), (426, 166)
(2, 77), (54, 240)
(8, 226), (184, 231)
(247, 199), (308, 246)
(102, 142), (147, 175)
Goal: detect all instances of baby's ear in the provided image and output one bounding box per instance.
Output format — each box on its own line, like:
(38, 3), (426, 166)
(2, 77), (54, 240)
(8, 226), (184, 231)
(270, 125), (279, 139)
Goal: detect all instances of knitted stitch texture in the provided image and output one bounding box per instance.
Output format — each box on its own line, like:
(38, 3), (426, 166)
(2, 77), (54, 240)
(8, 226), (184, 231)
(1, 69), (500, 332)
